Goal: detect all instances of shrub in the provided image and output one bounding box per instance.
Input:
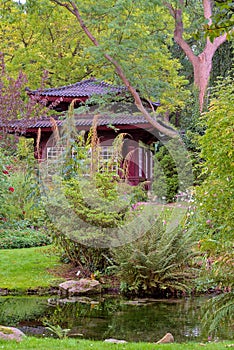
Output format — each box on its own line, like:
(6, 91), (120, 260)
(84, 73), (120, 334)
(152, 138), (193, 203)
(0, 148), (48, 229)
(111, 213), (198, 297)
(201, 252), (234, 336)
(194, 75), (234, 240)
(0, 228), (51, 249)
(49, 173), (132, 271)
(52, 231), (112, 272)
(153, 145), (178, 202)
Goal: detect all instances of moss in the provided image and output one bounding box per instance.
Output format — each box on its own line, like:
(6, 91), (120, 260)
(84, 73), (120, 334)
(0, 326), (14, 334)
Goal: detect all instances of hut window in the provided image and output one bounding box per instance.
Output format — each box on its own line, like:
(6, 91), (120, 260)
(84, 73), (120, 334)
(98, 146), (118, 173)
(47, 146), (65, 160)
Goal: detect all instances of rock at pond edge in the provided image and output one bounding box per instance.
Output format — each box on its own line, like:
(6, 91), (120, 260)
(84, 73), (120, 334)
(156, 332), (174, 344)
(0, 326), (25, 342)
(104, 338), (127, 344)
(59, 278), (101, 296)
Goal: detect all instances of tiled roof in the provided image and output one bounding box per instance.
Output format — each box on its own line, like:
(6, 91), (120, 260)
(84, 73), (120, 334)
(27, 78), (126, 98)
(3, 114), (150, 130)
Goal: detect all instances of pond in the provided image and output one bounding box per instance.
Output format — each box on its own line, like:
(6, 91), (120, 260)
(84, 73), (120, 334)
(0, 295), (233, 343)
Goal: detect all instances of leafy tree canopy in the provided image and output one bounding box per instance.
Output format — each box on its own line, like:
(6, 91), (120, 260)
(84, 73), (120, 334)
(0, 0), (96, 87)
(1, 0), (190, 113)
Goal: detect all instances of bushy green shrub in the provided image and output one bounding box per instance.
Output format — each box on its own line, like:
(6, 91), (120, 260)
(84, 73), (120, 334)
(193, 75), (234, 241)
(0, 148), (48, 229)
(201, 252), (234, 336)
(49, 172), (132, 271)
(153, 145), (178, 203)
(188, 75), (234, 336)
(111, 214), (198, 297)
(52, 231), (112, 272)
(0, 228), (51, 249)
(153, 138), (193, 203)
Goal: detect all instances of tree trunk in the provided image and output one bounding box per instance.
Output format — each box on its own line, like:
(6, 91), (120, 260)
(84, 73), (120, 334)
(165, 0), (227, 111)
(194, 51), (213, 111)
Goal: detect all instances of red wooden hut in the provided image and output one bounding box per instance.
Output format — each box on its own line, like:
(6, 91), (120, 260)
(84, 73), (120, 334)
(3, 78), (171, 187)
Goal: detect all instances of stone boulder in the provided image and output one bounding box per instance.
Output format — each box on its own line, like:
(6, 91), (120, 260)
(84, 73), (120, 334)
(156, 332), (174, 344)
(104, 338), (127, 344)
(0, 326), (25, 342)
(59, 279), (101, 296)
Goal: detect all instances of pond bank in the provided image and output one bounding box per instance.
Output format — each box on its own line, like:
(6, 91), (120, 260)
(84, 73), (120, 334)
(0, 245), (120, 295)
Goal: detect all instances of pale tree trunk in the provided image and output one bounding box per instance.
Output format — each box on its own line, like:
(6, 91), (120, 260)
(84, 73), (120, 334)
(165, 0), (227, 111)
(50, 0), (178, 138)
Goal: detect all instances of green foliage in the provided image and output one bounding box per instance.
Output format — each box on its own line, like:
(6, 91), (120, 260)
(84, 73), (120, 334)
(0, 149), (11, 211)
(190, 76), (234, 335)
(1, 0), (189, 111)
(53, 232), (112, 272)
(50, 163), (134, 270)
(153, 145), (178, 202)
(206, 1), (234, 40)
(43, 321), (71, 339)
(50, 166), (150, 271)
(179, 88), (206, 187)
(0, 228), (51, 249)
(152, 138), (193, 203)
(210, 40), (234, 86)
(0, 0), (93, 87)
(45, 114), (151, 271)
(16, 137), (35, 161)
(130, 182), (148, 203)
(201, 251), (234, 336)
(194, 75), (234, 240)
(0, 169), (44, 224)
(0, 147), (49, 230)
(202, 291), (234, 336)
(63, 176), (128, 229)
(111, 215), (198, 297)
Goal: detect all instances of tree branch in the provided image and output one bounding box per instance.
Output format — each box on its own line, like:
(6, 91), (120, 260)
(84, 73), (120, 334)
(203, 0), (212, 26)
(50, 0), (178, 138)
(202, 0), (227, 60)
(50, 0), (75, 15)
(164, 2), (198, 67)
(203, 32), (227, 59)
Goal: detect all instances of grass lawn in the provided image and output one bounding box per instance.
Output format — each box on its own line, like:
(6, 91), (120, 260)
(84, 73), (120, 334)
(0, 338), (233, 350)
(0, 245), (64, 292)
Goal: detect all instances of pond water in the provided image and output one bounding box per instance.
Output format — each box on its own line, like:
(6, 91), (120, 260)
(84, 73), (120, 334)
(0, 295), (233, 343)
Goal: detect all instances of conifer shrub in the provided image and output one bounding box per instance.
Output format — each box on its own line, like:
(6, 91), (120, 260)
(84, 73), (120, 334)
(46, 116), (147, 272)
(51, 172), (130, 271)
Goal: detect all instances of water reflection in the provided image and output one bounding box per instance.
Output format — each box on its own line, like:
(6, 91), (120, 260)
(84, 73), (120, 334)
(0, 295), (232, 342)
